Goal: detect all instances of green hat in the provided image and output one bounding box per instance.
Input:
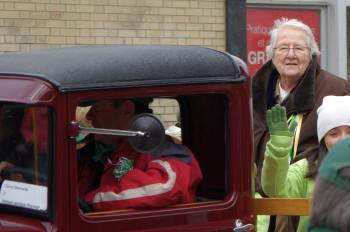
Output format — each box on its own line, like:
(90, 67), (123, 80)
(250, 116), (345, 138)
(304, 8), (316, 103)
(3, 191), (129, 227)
(319, 136), (350, 191)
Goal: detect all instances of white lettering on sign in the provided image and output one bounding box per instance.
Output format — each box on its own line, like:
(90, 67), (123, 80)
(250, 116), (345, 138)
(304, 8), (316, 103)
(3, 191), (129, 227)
(248, 51), (268, 65)
(246, 24), (271, 35)
(0, 180), (47, 211)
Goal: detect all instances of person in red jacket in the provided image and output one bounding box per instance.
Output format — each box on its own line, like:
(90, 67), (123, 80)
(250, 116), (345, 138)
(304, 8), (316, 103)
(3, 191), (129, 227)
(78, 98), (203, 212)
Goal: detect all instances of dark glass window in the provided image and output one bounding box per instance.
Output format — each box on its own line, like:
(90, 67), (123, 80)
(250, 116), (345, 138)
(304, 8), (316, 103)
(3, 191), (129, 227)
(0, 103), (50, 213)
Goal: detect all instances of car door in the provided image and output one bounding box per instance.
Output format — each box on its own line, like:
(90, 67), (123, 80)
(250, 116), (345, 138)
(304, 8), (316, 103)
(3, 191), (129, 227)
(67, 81), (255, 232)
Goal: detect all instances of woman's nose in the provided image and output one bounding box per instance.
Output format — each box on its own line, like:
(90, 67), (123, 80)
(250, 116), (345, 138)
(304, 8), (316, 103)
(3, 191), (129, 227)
(286, 48), (297, 57)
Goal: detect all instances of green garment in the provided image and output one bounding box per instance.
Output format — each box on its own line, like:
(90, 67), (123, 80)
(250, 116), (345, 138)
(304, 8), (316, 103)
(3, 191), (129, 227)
(92, 142), (116, 163)
(262, 134), (315, 232)
(77, 134), (116, 164)
(255, 192), (270, 232)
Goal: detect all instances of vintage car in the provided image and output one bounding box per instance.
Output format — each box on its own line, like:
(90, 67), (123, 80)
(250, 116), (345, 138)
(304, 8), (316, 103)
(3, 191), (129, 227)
(0, 45), (255, 231)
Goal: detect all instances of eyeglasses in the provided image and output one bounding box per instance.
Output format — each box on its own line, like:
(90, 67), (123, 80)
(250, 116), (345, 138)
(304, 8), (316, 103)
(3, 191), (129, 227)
(274, 45), (310, 55)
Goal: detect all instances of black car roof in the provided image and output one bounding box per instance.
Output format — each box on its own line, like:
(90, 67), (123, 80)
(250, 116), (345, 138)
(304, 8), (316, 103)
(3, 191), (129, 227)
(0, 45), (243, 92)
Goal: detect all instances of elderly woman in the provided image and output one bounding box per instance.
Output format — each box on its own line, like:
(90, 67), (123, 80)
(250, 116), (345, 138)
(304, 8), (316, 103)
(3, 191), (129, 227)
(253, 18), (350, 232)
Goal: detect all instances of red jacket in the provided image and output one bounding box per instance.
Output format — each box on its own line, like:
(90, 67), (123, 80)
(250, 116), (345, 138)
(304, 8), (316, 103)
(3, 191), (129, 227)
(82, 137), (202, 211)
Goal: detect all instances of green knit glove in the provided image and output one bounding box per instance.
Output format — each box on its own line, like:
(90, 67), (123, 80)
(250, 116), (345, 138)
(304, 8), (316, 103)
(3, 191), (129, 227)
(266, 105), (296, 137)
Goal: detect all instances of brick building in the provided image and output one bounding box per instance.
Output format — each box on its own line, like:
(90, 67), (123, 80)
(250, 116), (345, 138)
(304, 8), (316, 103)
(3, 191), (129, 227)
(0, 1), (226, 52)
(0, 0), (233, 127)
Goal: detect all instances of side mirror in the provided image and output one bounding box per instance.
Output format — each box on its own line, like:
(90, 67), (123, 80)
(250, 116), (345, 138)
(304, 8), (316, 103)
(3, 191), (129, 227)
(128, 113), (165, 153)
(73, 113), (165, 153)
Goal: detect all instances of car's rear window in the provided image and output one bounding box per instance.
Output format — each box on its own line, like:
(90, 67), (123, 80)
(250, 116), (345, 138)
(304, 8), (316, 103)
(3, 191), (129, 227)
(0, 103), (50, 214)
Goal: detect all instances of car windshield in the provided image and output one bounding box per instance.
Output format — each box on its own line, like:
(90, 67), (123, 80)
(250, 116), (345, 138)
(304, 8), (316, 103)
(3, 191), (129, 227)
(0, 103), (50, 213)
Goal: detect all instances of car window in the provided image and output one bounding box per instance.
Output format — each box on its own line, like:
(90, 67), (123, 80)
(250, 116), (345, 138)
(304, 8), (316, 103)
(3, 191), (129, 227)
(179, 94), (228, 201)
(75, 95), (228, 213)
(0, 104), (50, 213)
(150, 98), (181, 144)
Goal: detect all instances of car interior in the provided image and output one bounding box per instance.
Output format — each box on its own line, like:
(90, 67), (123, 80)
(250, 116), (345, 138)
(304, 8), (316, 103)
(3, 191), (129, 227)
(76, 93), (229, 213)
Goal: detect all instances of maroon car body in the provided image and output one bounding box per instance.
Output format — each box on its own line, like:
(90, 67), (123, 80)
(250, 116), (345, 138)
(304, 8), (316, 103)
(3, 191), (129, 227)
(0, 45), (254, 232)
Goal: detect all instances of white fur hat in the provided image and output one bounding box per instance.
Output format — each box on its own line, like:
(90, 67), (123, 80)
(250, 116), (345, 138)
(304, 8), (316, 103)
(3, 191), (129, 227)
(317, 95), (350, 142)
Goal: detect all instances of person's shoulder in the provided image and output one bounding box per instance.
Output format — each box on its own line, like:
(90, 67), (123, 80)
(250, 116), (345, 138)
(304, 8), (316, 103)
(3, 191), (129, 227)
(317, 69), (350, 93)
(289, 158), (308, 173)
(293, 158), (308, 166)
(292, 158), (309, 173)
(155, 136), (190, 155)
(152, 136), (193, 163)
(252, 60), (274, 84)
(318, 69), (348, 84)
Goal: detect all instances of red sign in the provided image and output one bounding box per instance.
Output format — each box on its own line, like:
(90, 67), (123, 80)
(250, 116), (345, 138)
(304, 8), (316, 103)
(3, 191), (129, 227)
(246, 7), (320, 76)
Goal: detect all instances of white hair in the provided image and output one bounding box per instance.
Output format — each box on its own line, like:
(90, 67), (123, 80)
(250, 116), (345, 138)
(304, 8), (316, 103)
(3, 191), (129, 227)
(265, 18), (320, 60)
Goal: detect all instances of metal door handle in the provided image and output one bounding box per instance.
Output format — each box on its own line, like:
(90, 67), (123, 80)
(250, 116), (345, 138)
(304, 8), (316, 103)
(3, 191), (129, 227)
(233, 219), (254, 232)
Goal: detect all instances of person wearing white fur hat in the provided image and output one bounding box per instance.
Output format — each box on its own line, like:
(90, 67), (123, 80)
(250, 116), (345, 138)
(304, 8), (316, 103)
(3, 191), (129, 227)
(260, 95), (350, 232)
(316, 96), (350, 149)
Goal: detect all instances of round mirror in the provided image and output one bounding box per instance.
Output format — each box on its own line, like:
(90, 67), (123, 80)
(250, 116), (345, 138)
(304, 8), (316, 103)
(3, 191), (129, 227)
(128, 113), (165, 153)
